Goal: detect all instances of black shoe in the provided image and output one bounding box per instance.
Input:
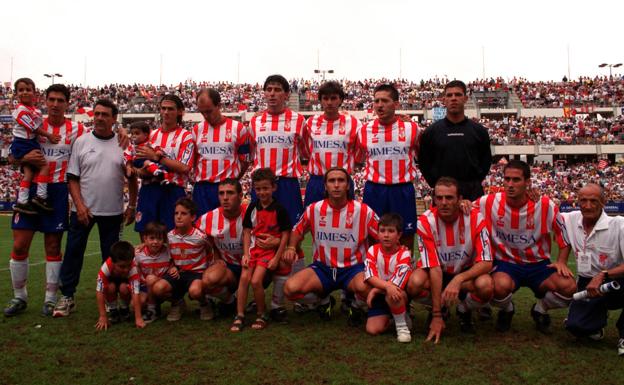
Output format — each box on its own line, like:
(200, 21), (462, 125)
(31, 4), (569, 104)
(119, 306), (130, 322)
(107, 309), (121, 324)
(496, 307), (515, 332)
(269, 307), (288, 324)
(217, 301), (237, 318)
(31, 196), (54, 213)
(347, 306), (366, 327)
(317, 296), (336, 321)
(458, 309), (476, 334)
(478, 305), (493, 321)
(530, 303), (551, 334)
(13, 202), (38, 215)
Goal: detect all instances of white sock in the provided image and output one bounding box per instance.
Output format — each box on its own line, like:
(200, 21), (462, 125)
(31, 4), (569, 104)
(492, 294), (514, 312)
(391, 306), (408, 329)
(44, 260), (61, 303)
(36, 181), (48, 200)
(463, 293), (486, 311)
(17, 183), (30, 205)
(537, 291), (571, 312)
(10, 258), (29, 301)
(147, 303), (156, 312)
(271, 274), (288, 309)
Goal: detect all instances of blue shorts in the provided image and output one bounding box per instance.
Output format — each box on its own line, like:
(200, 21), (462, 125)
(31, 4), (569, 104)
(11, 182), (69, 233)
(135, 184), (187, 232)
(493, 259), (555, 296)
(363, 181), (416, 235)
(139, 283), (148, 293)
(310, 260), (364, 297)
(10, 137), (40, 160)
(367, 294), (391, 317)
(303, 174), (355, 208)
(251, 176), (302, 226)
(163, 271), (203, 301)
(192, 181), (220, 217)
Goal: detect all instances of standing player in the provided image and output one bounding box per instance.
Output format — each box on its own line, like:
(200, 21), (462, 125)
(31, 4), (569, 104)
(409, 177), (493, 342)
(475, 160), (576, 333)
(304, 81), (360, 207)
(192, 89), (249, 216)
(357, 84), (422, 251)
(5, 84), (85, 317)
(197, 179), (247, 316)
(283, 167), (379, 325)
(135, 95), (195, 232)
(247, 74), (308, 227)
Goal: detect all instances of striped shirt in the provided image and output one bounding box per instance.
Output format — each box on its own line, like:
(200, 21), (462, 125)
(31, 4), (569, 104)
(475, 193), (569, 265)
(293, 199), (379, 268)
(196, 205), (247, 266)
(40, 119), (85, 183)
(249, 109), (307, 177)
(96, 257), (140, 294)
(192, 118), (248, 182)
(417, 208), (492, 274)
(364, 244), (413, 289)
(148, 126), (195, 187)
(305, 113), (361, 175)
(12, 103), (42, 139)
(134, 245), (171, 282)
(167, 227), (210, 272)
(357, 118), (422, 184)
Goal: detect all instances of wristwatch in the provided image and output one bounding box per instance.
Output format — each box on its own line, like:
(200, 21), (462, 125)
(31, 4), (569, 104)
(601, 270), (609, 280)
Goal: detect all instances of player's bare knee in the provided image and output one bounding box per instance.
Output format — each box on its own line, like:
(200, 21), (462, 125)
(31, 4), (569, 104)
(475, 275), (494, 300)
(188, 282), (203, 300)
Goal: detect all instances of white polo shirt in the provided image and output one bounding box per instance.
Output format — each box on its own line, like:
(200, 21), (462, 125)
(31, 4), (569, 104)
(560, 210), (624, 278)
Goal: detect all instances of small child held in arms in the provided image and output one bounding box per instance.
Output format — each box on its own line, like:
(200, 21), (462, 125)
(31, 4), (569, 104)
(124, 120), (170, 182)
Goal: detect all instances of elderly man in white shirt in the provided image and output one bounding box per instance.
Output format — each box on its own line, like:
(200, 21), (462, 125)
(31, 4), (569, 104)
(560, 183), (624, 356)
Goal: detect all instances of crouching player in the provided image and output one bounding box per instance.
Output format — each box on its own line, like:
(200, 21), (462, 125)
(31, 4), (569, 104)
(134, 221), (171, 323)
(234, 169), (291, 331)
(197, 179), (247, 319)
(95, 241), (145, 330)
(408, 177), (493, 342)
(152, 198), (212, 321)
(283, 167), (378, 326)
(364, 213), (413, 343)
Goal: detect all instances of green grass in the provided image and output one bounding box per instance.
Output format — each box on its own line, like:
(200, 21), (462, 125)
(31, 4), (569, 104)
(0, 215), (623, 385)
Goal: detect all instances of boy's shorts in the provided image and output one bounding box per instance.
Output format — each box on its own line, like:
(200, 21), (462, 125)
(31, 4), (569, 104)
(10, 137), (41, 160)
(367, 293), (391, 317)
(163, 270), (203, 301)
(362, 181), (416, 235)
(249, 248), (274, 269)
(310, 261), (364, 297)
(303, 174), (355, 208)
(135, 183), (186, 232)
(226, 263), (242, 280)
(192, 181), (220, 217)
(12, 183), (69, 233)
(493, 259), (555, 297)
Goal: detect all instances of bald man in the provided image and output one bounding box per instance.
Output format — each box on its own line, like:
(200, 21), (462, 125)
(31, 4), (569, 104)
(560, 183), (624, 356)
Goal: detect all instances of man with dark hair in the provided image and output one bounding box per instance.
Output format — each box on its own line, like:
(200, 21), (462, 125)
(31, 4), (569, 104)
(191, 89), (249, 216)
(475, 160), (576, 333)
(356, 83), (422, 251)
(419, 80), (492, 201)
(53, 99), (137, 318)
(134, 94), (195, 232)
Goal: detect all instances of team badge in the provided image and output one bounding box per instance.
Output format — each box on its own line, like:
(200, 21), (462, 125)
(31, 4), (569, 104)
(225, 127), (232, 141)
(14, 213), (20, 224)
(284, 120), (291, 132)
(135, 211), (142, 223)
(338, 119), (346, 135)
(319, 216), (326, 227)
(526, 214), (534, 229)
(599, 253), (609, 267)
(398, 125), (406, 141)
(260, 124), (267, 132)
(371, 134), (379, 144)
(345, 212), (353, 227)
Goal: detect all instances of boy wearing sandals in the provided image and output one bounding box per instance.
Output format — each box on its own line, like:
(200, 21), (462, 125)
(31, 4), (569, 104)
(232, 168), (291, 331)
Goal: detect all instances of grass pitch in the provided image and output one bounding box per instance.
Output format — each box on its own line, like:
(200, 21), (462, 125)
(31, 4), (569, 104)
(0, 215), (623, 385)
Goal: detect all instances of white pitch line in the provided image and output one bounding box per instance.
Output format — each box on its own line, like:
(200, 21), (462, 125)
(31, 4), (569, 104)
(0, 251), (102, 272)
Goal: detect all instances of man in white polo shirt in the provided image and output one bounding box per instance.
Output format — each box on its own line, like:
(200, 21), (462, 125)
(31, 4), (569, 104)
(53, 99), (137, 318)
(561, 183), (624, 356)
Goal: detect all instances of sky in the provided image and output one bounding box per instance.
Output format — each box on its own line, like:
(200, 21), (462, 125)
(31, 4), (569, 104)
(2, 0), (623, 87)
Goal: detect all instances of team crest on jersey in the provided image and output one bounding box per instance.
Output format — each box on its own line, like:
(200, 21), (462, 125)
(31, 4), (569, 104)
(599, 253), (609, 267)
(526, 214), (535, 229)
(371, 134), (379, 144)
(13, 213), (20, 224)
(496, 214), (505, 227)
(225, 127), (232, 141)
(398, 125), (406, 141)
(345, 212), (353, 227)
(319, 216), (327, 227)
(135, 211), (142, 223)
(284, 120), (291, 131)
(338, 120), (346, 135)
(259, 124), (267, 132)
(216, 231), (225, 239)
(201, 132), (209, 143)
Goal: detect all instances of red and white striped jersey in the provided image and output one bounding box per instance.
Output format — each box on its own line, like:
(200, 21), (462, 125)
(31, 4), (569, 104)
(293, 199), (379, 268)
(357, 118), (422, 184)
(305, 114), (361, 175)
(12, 103), (42, 139)
(39, 119), (86, 183)
(249, 109), (307, 177)
(192, 118), (248, 182)
(167, 227), (210, 272)
(148, 126), (195, 187)
(134, 245), (171, 282)
(417, 208), (492, 274)
(96, 257), (140, 294)
(196, 204), (247, 266)
(475, 193), (569, 265)
(364, 244), (413, 289)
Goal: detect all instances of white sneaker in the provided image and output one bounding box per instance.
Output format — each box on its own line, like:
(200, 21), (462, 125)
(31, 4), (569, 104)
(589, 328), (604, 341)
(617, 338), (624, 357)
(199, 302), (214, 321)
(397, 327), (412, 343)
(167, 300), (185, 322)
(52, 296), (75, 318)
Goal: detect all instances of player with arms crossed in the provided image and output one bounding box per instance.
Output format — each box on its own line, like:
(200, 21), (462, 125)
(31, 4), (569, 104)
(475, 160), (576, 333)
